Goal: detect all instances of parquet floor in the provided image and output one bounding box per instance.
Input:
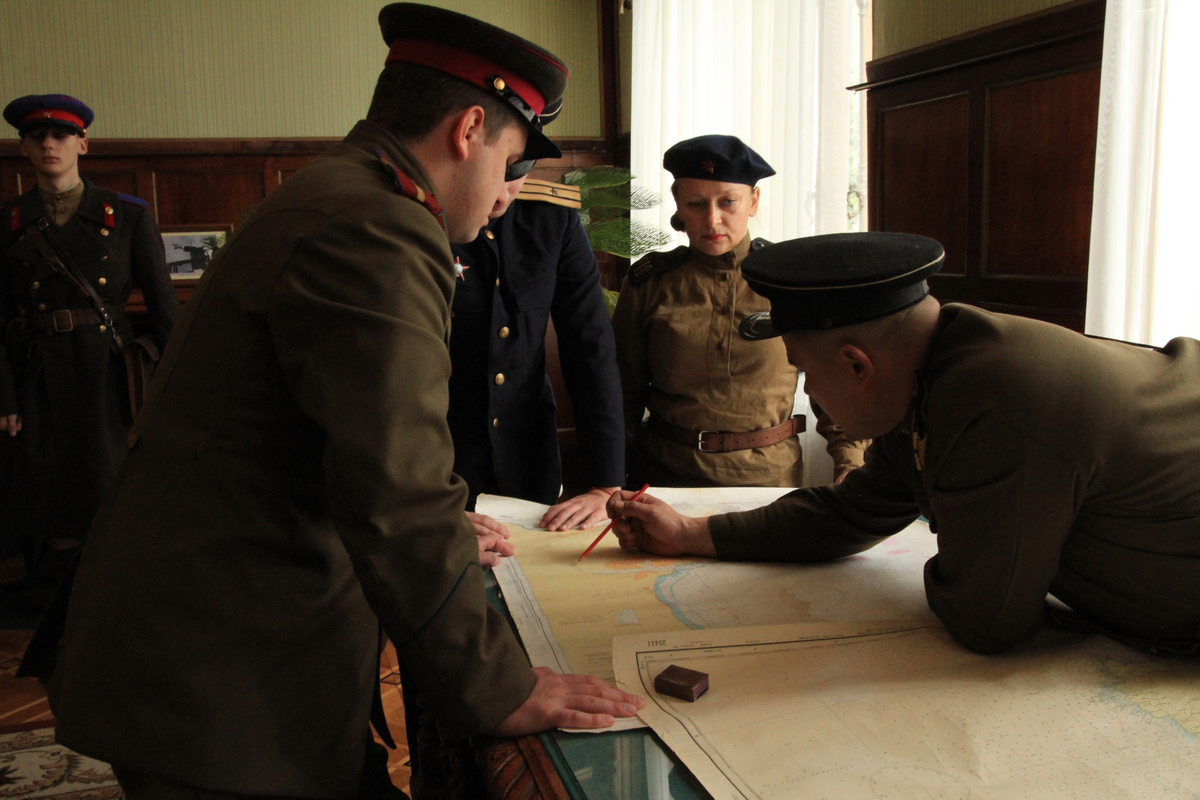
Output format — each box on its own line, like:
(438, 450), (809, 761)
(0, 626), (412, 793)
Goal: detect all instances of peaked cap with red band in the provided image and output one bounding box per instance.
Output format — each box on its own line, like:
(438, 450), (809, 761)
(4, 94), (94, 137)
(378, 3), (568, 160)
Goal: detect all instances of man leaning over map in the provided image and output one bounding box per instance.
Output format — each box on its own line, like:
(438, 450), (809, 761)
(606, 232), (1200, 657)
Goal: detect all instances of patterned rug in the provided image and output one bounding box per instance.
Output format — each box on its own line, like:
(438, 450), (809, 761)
(0, 726), (121, 798)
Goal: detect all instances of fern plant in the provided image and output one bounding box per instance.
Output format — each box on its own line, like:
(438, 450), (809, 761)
(561, 166), (672, 260)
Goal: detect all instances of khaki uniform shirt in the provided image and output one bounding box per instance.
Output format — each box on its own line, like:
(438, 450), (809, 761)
(613, 235), (865, 487)
(711, 305), (1200, 654)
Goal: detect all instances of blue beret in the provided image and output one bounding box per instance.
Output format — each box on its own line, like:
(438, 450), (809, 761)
(663, 135), (775, 186)
(739, 232), (945, 338)
(4, 94), (93, 136)
(379, 3), (569, 160)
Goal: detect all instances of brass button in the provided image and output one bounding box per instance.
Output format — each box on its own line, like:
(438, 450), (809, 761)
(498, 326), (510, 339)
(37, 303), (47, 311)
(485, 230), (495, 240)
(100, 229), (110, 237)
(495, 277), (500, 287)
(104, 205), (114, 214)
(493, 76), (506, 92)
(492, 418), (500, 428)
(494, 373), (505, 386)
(99, 324), (107, 332)
(98, 277), (107, 285)
(100, 255), (108, 261)
(31, 281), (39, 290)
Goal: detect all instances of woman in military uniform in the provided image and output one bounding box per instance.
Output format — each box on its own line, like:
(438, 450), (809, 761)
(612, 134), (865, 488)
(0, 94), (179, 611)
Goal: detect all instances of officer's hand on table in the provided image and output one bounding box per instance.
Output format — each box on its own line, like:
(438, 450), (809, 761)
(466, 511), (515, 568)
(606, 490), (717, 558)
(539, 487), (619, 531)
(489, 666), (644, 736)
(0, 414), (21, 436)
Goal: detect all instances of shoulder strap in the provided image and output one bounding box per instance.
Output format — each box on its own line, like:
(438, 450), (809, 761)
(24, 218), (125, 349)
(516, 178), (582, 209)
(626, 245), (690, 288)
(374, 148), (445, 231)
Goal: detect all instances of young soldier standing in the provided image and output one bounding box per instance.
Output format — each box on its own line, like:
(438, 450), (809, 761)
(0, 94), (178, 616)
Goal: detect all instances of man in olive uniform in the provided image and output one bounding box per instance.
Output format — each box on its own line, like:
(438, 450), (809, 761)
(49, 5), (641, 799)
(449, 136), (623, 531)
(607, 232), (1200, 656)
(0, 94), (178, 616)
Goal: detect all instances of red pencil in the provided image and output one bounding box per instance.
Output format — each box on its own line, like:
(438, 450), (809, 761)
(578, 483), (650, 562)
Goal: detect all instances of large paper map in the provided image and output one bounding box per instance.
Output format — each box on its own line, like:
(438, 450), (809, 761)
(484, 488), (939, 731)
(614, 622), (1200, 799)
(484, 489), (1200, 798)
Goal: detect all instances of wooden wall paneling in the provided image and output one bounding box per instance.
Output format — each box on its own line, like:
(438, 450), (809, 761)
(153, 161), (268, 227)
(874, 93), (972, 297)
(864, 0), (1103, 332)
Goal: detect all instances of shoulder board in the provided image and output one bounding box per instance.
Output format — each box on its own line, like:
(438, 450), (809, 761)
(374, 148), (445, 231)
(751, 237), (772, 250)
(626, 245), (690, 288)
(117, 192), (149, 208)
(516, 178), (581, 209)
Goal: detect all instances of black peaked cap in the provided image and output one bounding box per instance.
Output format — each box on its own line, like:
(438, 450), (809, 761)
(739, 232), (945, 339)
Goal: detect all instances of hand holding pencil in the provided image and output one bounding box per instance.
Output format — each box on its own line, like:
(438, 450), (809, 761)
(578, 483), (649, 561)
(600, 488), (719, 559)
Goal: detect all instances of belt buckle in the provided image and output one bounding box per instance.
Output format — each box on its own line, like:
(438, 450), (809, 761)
(51, 309), (75, 333)
(697, 430), (720, 452)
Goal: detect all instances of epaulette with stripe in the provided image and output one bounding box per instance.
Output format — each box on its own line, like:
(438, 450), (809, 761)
(374, 148), (445, 231)
(515, 178), (581, 209)
(117, 192), (148, 208)
(626, 245), (690, 288)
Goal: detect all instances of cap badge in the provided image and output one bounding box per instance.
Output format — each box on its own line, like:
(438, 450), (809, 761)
(700, 159), (715, 174)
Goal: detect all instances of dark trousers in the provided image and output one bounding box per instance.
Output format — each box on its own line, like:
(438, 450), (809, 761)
(114, 739), (408, 800)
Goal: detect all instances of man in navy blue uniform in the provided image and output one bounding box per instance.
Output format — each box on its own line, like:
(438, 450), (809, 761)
(0, 94), (178, 614)
(449, 135), (623, 531)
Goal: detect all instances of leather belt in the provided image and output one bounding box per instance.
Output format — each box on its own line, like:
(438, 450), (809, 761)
(24, 308), (105, 334)
(649, 414), (806, 453)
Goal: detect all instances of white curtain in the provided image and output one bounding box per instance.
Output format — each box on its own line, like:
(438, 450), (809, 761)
(1086, 0), (1200, 345)
(631, 0), (868, 485)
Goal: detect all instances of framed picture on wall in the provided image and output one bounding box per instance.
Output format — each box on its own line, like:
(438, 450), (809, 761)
(161, 225), (231, 283)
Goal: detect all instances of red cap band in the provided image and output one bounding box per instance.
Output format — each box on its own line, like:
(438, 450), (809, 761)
(19, 108), (86, 130)
(385, 39), (546, 116)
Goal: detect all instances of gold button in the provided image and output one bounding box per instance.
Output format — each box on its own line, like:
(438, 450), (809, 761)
(37, 303), (47, 311)
(498, 326), (510, 338)
(492, 418), (500, 428)
(31, 281), (39, 290)
(100, 229), (110, 237)
(101, 255), (108, 261)
(98, 277), (107, 285)
(485, 230), (495, 240)
(493, 77), (506, 92)
(99, 324), (107, 332)
(104, 205), (114, 214)
(495, 277), (500, 287)
(494, 373), (505, 386)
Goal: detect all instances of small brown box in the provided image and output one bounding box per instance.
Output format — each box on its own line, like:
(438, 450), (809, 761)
(653, 664), (709, 702)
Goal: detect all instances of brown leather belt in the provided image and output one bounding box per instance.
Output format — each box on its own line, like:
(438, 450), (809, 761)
(648, 414), (806, 453)
(24, 308), (105, 334)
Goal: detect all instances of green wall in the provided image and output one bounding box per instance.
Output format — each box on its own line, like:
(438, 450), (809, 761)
(0, 0), (602, 139)
(872, 0), (1079, 58)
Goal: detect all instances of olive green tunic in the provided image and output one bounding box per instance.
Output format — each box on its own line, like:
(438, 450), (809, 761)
(711, 305), (1200, 654)
(50, 120), (533, 797)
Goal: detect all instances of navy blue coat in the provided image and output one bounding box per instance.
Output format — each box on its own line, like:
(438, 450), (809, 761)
(0, 182), (179, 547)
(449, 197), (623, 506)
